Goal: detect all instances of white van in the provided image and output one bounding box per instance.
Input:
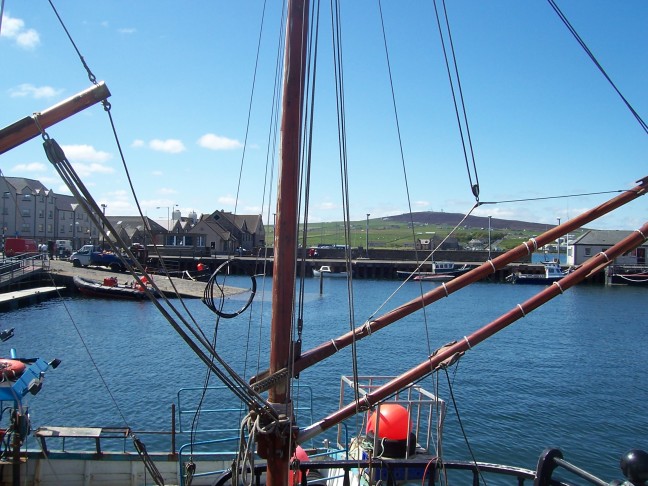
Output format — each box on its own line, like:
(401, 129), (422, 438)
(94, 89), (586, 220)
(55, 240), (73, 257)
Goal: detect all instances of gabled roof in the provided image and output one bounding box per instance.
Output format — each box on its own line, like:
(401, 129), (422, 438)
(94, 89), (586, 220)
(190, 216), (231, 240)
(106, 216), (166, 233)
(210, 210), (263, 233)
(570, 229), (647, 246)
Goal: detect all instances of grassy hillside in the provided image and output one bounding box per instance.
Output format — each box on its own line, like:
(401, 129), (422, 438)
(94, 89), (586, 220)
(267, 211), (579, 251)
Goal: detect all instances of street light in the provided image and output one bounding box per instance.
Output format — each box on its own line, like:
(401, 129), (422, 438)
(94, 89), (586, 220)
(156, 206), (170, 245)
(557, 217), (561, 264)
(488, 215), (492, 260)
(101, 204), (107, 248)
(14, 192), (21, 237)
(32, 189), (40, 239)
(366, 213), (370, 258)
(71, 203), (78, 249)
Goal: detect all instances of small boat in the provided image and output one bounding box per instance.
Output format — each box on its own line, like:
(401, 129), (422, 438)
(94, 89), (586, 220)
(73, 275), (156, 300)
(398, 261), (473, 281)
(508, 261), (568, 285)
(610, 270), (648, 286)
(312, 265), (348, 278)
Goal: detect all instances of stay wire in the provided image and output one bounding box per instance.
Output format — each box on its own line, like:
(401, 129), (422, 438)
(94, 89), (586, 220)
(433, 0), (480, 199)
(478, 188), (624, 206)
(43, 1), (277, 419)
(376, 0), (439, 364)
(42, 137), (270, 417)
(547, 0), (648, 135)
(331, 0), (361, 412)
(256, 1), (287, 377)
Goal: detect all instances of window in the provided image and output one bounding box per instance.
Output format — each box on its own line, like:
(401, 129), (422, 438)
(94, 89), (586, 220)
(21, 209), (31, 217)
(584, 247), (591, 256)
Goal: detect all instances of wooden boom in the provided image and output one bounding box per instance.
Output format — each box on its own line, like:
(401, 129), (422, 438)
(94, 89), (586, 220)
(0, 82), (111, 155)
(299, 220), (648, 443)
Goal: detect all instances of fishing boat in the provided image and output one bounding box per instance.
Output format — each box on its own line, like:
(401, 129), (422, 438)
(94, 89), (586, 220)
(507, 261), (569, 285)
(73, 275), (157, 300)
(398, 262), (474, 281)
(1, 2), (648, 486)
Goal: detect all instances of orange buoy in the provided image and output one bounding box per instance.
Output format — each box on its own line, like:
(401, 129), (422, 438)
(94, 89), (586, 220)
(291, 445), (309, 485)
(0, 359), (26, 381)
(366, 403), (411, 440)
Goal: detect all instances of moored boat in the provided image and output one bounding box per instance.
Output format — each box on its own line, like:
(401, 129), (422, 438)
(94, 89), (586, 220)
(312, 265), (348, 278)
(507, 261), (569, 285)
(73, 275), (156, 300)
(1, 1), (648, 485)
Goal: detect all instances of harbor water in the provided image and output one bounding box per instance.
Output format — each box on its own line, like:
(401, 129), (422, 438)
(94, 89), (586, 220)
(2, 275), (646, 482)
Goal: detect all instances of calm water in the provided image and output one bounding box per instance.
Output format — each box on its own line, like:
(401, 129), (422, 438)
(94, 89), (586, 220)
(2, 276), (646, 482)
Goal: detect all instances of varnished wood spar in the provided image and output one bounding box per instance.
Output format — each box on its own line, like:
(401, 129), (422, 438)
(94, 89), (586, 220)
(249, 176), (648, 383)
(0, 82), (111, 155)
(299, 220), (648, 443)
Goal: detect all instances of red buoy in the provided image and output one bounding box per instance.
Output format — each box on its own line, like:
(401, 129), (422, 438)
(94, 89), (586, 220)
(366, 403), (412, 441)
(291, 445), (309, 484)
(0, 359), (26, 381)
(197, 263), (205, 271)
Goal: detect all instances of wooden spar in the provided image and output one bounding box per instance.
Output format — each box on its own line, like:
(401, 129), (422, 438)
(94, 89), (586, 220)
(299, 221), (648, 443)
(0, 83), (111, 155)
(289, 176), (648, 375)
(257, 1), (309, 486)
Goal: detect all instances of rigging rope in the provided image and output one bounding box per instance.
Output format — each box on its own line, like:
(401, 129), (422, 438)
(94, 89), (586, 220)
(43, 1), (279, 432)
(547, 0), (648, 135)
(433, 0), (480, 200)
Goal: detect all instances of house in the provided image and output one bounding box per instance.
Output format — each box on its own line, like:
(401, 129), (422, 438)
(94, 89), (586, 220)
(1, 176), (100, 249)
(188, 210), (265, 254)
(105, 216), (168, 248)
(567, 230), (648, 266)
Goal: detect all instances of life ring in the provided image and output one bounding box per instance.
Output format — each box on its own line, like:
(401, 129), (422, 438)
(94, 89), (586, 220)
(0, 359), (26, 381)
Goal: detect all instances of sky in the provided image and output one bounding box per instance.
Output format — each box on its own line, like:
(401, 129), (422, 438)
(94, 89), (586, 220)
(1, 1), (646, 230)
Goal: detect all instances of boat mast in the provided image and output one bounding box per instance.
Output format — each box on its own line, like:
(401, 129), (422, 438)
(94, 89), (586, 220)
(257, 1), (309, 485)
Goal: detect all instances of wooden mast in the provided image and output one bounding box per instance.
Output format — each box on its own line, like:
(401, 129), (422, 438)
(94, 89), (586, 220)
(258, 1), (309, 485)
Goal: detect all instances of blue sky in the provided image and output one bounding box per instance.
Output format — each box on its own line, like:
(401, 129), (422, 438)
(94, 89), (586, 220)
(1, 1), (646, 230)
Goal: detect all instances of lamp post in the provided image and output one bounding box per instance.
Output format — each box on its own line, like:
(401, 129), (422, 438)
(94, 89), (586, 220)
(366, 213), (370, 258)
(101, 204), (107, 248)
(71, 203), (78, 249)
(44, 190), (50, 243)
(33, 189), (40, 240)
(157, 206), (169, 245)
(488, 215), (492, 260)
(557, 217), (561, 264)
(14, 192), (21, 237)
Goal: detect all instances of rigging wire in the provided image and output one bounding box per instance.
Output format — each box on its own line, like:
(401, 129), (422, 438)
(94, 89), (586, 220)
(331, 0), (362, 422)
(42, 1), (278, 423)
(433, 0), (480, 200)
(547, 0), (648, 135)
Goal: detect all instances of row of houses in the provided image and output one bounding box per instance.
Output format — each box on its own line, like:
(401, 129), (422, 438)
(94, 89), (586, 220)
(1, 177), (266, 255)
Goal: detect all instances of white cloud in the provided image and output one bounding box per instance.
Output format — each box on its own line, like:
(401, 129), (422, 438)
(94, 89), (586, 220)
(151, 170), (163, 176)
(61, 144), (112, 163)
(217, 195), (236, 206)
(1, 14), (40, 49)
(131, 139), (145, 148)
(118, 27), (136, 34)
(9, 83), (63, 99)
(71, 163), (114, 178)
(198, 133), (243, 150)
(413, 200), (430, 209)
(157, 187), (177, 195)
(11, 162), (47, 172)
(149, 139), (186, 153)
